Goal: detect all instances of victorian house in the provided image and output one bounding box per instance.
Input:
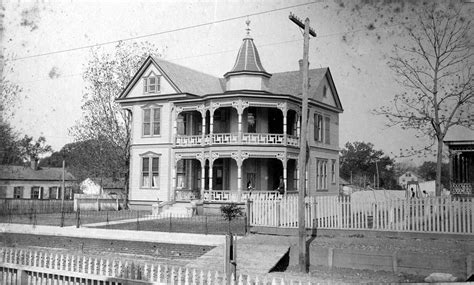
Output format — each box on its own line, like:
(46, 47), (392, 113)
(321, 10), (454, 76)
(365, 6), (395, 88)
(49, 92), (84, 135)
(117, 28), (344, 209)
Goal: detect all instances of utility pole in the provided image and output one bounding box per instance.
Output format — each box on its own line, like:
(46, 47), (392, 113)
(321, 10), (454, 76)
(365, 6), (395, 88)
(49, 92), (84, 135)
(60, 159), (66, 227)
(289, 12), (316, 273)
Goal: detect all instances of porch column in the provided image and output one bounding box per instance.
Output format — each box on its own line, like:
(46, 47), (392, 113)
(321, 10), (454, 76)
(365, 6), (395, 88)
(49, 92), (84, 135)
(456, 153), (461, 183)
(200, 159), (206, 199)
(237, 159), (242, 202)
(198, 107), (206, 146)
(172, 156), (179, 201)
(173, 107), (182, 146)
(283, 113), (287, 145)
(209, 155), (214, 192)
(283, 159), (288, 195)
(238, 112), (242, 143)
(449, 150), (453, 190)
(295, 160), (299, 191)
(296, 115), (301, 140)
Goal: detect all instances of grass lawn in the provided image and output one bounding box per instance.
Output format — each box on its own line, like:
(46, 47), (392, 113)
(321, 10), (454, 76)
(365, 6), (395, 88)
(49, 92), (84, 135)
(93, 215), (247, 236)
(0, 211), (247, 235)
(0, 210), (151, 227)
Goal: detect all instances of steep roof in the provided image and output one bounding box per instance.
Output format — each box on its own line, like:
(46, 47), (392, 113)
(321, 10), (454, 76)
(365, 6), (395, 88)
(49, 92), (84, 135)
(154, 58), (224, 95)
(224, 36), (271, 78)
(0, 165), (76, 181)
(268, 68), (327, 95)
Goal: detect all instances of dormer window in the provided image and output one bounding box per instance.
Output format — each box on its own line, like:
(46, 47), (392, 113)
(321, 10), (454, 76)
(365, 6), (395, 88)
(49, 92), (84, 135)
(143, 72), (161, 94)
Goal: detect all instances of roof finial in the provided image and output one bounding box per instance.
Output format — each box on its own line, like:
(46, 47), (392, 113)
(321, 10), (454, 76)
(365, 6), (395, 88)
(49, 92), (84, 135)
(245, 17), (251, 37)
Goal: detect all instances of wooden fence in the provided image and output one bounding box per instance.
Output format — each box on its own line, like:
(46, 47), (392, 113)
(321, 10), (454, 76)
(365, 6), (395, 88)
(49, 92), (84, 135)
(0, 247), (307, 285)
(249, 195), (474, 234)
(0, 199), (75, 215)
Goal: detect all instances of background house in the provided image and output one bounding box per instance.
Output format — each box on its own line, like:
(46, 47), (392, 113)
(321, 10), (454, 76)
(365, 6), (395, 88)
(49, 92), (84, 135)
(398, 171), (419, 189)
(0, 163), (76, 199)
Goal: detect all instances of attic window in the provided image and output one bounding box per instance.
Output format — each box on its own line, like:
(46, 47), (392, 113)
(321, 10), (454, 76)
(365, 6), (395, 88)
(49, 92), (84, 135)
(323, 86), (327, 98)
(143, 72), (161, 94)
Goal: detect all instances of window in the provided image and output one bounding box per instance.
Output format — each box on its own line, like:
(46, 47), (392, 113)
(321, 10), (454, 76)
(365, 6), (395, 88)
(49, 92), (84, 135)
(49, 187), (59, 199)
(324, 116), (330, 144)
(323, 85), (327, 98)
(0, 186), (7, 198)
(13, 186), (23, 199)
(331, 160), (336, 184)
(176, 160), (186, 189)
(142, 156), (160, 188)
(143, 107), (161, 136)
(316, 159), (328, 191)
(31, 187), (41, 199)
(314, 113), (323, 142)
(143, 73), (161, 94)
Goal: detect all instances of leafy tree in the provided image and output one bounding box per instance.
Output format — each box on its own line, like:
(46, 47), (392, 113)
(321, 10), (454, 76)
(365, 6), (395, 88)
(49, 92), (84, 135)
(69, 41), (162, 208)
(418, 161), (449, 188)
(18, 135), (52, 163)
(340, 141), (398, 189)
(0, 121), (22, 165)
(220, 203), (243, 234)
(375, 2), (473, 195)
(40, 139), (123, 183)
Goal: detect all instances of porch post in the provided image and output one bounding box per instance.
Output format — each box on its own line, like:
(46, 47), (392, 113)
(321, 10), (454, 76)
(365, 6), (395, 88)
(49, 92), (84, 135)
(209, 156), (214, 192)
(238, 111), (242, 143)
(295, 160), (299, 191)
(283, 113), (287, 145)
(296, 115), (301, 139)
(237, 159), (242, 202)
(172, 155), (179, 201)
(448, 150), (453, 191)
(199, 108), (206, 146)
(173, 107), (182, 146)
(283, 159), (288, 195)
(201, 159), (206, 199)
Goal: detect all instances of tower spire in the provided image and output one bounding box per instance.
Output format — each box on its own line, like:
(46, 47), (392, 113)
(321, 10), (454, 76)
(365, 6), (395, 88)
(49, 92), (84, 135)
(245, 17), (251, 37)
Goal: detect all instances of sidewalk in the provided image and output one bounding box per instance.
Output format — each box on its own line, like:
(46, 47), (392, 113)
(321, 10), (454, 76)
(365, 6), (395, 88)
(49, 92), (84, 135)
(0, 223), (226, 246)
(187, 234), (295, 275)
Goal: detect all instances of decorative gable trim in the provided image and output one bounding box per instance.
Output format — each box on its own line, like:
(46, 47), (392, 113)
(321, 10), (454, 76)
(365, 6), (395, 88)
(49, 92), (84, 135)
(117, 56), (182, 99)
(323, 68), (344, 112)
(139, 151), (161, 157)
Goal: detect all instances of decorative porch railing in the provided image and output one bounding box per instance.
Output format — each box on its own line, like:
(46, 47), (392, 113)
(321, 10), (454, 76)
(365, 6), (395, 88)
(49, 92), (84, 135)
(175, 133), (300, 147)
(175, 135), (202, 146)
(203, 190), (281, 202)
(175, 189), (200, 201)
(452, 183), (474, 196)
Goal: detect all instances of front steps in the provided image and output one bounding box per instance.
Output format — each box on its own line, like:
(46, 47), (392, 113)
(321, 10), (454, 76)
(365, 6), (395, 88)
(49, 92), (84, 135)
(152, 201), (195, 218)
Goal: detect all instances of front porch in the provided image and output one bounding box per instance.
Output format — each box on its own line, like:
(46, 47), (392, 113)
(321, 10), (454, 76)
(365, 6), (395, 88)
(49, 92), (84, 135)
(173, 154), (299, 202)
(448, 145), (474, 196)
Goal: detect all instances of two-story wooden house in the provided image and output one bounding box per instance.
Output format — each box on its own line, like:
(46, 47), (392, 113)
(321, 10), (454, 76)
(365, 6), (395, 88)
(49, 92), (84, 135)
(117, 29), (344, 210)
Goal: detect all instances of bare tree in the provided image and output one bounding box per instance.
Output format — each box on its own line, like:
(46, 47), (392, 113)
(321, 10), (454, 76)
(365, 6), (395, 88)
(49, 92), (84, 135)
(70, 41), (162, 208)
(376, 2), (473, 196)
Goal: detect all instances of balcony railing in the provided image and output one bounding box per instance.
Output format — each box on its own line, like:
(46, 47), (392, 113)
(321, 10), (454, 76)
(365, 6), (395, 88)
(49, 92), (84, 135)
(451, 183), (474, 196)
(175, 135), (203, 146)
(203, 190), (281, 202)
(175, 133), (299, 147)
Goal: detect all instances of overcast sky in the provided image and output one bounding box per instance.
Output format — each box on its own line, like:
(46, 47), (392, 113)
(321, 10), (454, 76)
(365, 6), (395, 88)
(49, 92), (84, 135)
(3, 0), (472, 164)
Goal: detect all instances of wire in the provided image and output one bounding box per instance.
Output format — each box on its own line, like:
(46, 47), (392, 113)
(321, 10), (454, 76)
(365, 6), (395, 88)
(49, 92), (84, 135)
(6, 1), (321, 62)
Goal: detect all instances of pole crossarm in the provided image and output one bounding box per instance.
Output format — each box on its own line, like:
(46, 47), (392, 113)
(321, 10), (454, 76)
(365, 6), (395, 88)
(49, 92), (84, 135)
(289, 13), (317, 37)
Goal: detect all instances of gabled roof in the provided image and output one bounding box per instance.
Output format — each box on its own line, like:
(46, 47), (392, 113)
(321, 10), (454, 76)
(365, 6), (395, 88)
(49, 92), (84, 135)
(118, 56), (224, 98)
(0, 165), (76, 181)
(268, 68), (344, 111)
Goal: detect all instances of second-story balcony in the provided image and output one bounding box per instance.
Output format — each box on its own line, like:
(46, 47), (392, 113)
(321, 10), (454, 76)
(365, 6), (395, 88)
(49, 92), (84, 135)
(175, 133), (299, 147)
(174, 104), (300, 148)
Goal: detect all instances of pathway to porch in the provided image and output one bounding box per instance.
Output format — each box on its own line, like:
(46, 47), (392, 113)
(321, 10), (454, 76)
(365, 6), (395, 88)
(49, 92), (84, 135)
(186, 234), (294, 275)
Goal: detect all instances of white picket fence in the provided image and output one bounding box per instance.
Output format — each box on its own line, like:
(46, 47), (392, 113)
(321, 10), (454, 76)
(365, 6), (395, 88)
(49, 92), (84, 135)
(250, 195), (474, 234)
(0, 247), (311, 285)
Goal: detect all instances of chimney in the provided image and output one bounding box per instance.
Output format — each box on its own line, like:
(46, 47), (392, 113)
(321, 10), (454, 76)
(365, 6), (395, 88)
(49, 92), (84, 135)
(298, 59), (310, 71)
(30, 159), (38, 170)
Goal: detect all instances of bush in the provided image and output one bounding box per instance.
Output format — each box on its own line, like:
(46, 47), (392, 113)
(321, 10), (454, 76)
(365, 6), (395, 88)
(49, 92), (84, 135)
(220, 203), (243, 221)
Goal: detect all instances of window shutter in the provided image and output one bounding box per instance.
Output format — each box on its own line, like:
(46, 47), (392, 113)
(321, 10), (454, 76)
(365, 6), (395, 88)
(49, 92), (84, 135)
(325, 117), (330, 144)
(143, 78), (147, 93)
(314, 114), (318, 141)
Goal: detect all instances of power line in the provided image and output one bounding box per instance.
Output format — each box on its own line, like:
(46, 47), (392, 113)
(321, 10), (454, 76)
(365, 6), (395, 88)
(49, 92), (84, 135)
(12, 21), (404, 85)
(6, 1), (321, 62)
